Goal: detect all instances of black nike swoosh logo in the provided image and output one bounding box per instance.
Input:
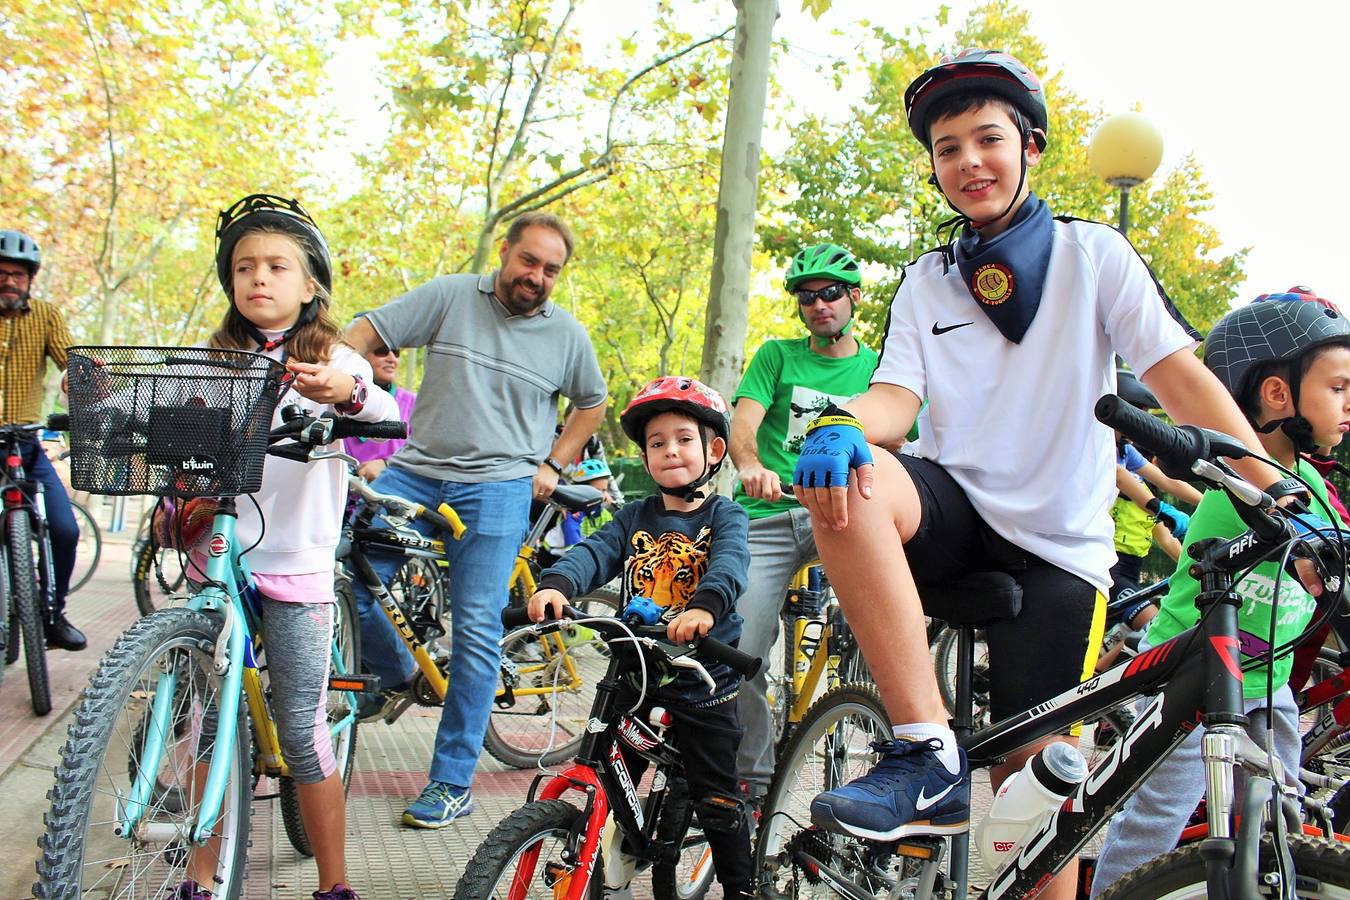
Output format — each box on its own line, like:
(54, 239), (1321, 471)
(932, 321), (974, 335)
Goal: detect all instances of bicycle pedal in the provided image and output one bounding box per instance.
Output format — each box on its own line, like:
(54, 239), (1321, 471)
(892, 838), (939, 860)
(328, 674), (380, 693)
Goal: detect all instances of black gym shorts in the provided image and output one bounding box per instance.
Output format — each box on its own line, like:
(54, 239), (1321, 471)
(898, 454), (1107, 724)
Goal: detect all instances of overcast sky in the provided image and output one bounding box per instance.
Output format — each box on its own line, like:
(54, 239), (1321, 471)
(327, 1), (1338, 306)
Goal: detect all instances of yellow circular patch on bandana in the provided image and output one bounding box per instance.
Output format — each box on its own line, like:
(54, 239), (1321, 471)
(972, 263), (1014, 306)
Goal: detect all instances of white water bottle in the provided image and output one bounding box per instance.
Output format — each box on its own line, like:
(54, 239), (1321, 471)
(974, 743), (1088, 868)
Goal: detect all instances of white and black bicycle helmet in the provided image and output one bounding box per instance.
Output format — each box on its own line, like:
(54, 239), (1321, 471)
(1205, 296), (1350, 451)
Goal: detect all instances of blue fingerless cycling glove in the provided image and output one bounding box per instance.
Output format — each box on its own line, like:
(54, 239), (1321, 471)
(1155, 501), (1189, 539)
(792, 404), (873, 489)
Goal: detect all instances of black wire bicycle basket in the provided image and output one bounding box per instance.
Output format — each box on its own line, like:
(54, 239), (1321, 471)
(64, 347), (288, 498)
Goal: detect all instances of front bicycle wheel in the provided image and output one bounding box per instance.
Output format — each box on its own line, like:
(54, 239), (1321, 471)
(755, 683), (895, 898)
(68, 502), (102, 594)
(7, 508), (52, 715)
(0, 541), (9, 686)
(454, 798), (601, 899)
(485, 585), (620, 768)
(279, 577), (362, 857)
(1097, 834), (1350, 898)
(35, 607), (252, 900)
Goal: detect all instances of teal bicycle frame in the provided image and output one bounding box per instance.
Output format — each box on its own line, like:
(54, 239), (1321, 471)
(117, 494), (359, 844)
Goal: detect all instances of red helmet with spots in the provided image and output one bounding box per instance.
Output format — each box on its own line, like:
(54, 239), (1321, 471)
(619, 376), (730, 446)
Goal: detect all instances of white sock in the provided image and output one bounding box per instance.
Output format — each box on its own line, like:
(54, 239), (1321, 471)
(893, 722), (961, 775)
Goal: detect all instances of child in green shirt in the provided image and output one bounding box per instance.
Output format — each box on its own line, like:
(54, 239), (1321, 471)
(1092, 294), (1350, 895)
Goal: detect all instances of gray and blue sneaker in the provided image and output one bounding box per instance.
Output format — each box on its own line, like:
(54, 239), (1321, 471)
(810, 738), (969, 840)
(402, 781), (474, 828)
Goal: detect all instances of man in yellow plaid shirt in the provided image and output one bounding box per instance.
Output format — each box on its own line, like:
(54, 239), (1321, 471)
(1, 229), (86, 651)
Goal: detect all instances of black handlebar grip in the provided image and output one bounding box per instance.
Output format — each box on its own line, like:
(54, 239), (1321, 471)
(46, 413), (70, 432)
(502, 605), (539, 630)
(695, 637), (762, 678)
(330, 418), (408, 441)
(1095, 394), (1207, 481)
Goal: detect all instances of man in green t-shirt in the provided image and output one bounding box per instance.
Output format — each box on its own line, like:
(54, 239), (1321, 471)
(730, 243), (880, 803)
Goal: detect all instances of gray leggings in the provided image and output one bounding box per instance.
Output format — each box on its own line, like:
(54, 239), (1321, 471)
(199, 596), (337, 784)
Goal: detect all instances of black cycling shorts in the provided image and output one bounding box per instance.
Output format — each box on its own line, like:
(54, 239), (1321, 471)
(899, 455), (1106, 724)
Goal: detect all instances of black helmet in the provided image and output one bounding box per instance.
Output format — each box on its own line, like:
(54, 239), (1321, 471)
(904, 49), (1049, 151)
(1116, 369), (1159, 410)
(215, 194), (332, 299)
(0, 230), (41, 276)
(1205, 300), (1350, 400)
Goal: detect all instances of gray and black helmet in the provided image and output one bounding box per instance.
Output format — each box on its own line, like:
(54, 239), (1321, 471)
(1205, 300), (1350, 400)
(0, 230), (41, 276)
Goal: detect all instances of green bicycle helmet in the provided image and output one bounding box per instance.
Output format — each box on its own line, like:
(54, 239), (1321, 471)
(784, 243), (862, 293)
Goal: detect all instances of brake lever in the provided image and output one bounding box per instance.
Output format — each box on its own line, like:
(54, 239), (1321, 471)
(667, 654), (717, 693)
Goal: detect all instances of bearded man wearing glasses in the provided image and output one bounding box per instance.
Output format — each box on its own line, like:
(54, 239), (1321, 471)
(729, 242), (880, 809)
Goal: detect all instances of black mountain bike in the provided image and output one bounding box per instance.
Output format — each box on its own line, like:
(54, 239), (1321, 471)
(455, 602), (761, 899)
(756, 395), (1350, 899)
(2, 419), (65, 714)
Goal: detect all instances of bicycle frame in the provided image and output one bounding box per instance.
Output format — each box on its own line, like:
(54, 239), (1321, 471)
(516, 638), (687, 900)
(121, 497), (359, 844)
(2, 429), (56, 617)
(954, 532), (1294, 898)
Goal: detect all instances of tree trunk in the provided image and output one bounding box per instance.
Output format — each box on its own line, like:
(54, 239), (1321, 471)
(700, 0), (777, 398)
(700, 0), (777, 491)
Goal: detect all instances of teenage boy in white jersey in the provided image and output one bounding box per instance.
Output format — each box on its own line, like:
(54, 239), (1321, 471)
(790, 49), (1287, 899)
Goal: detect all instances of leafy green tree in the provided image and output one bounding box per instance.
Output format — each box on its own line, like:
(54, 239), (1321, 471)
(2, 0), (341, 344)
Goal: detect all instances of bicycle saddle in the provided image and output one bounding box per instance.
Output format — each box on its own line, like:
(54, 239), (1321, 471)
(919, 571), (1023, 627)
(550, 483), (604, 513)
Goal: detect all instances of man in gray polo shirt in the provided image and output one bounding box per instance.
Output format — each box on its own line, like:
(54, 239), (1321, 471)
(346, 212), (607, 828)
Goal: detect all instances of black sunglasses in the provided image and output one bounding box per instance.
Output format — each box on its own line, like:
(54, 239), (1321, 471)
(795, 283), (851, 306)
(372, 346), (400, 358)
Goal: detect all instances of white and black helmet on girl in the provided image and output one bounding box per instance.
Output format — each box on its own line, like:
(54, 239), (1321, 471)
(214, 194), (333, 351)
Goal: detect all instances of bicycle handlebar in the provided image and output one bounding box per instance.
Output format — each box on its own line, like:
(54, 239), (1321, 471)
(501, 604), (761, 678)
(1094, 394), (1255, 480)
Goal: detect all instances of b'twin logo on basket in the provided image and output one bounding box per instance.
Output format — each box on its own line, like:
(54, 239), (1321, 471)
(209, 533), (229, 557)
(182, 456), (217, 472)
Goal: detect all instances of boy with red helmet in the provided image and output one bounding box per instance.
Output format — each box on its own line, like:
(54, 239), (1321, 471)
(790, 48), (1288, 898)
(528, 376), (754, 898)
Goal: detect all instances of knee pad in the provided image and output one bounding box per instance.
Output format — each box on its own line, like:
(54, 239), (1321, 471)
(696, 792), (745, 834)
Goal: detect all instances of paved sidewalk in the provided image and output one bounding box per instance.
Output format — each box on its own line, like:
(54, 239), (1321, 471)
(0, 507), (1104, 900)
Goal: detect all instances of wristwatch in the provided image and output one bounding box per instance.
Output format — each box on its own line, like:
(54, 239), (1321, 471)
(543, 456), (565, 475)
(335, 375), (368, 415)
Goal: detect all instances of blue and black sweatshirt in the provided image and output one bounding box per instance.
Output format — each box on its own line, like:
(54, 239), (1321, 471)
(538, 493), (750, 705)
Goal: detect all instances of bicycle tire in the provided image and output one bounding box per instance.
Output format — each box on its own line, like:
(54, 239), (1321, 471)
(484, 584), (621, 768)
(131, 537), (192, 617)
(1097, 834), (1350, 898)
(755, 682), (896, 898)
(68, 502), (101, 594)
(651, 776), (717, 900)
(35, 607), (252, 899)
(454, 798), (603, 899)
(278, 577), (362, 857)
(8, 509), (52, 715)
(0, 542), (9, 685)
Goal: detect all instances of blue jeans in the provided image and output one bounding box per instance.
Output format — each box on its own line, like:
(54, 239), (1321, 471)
(350, 465), (531, 788)
(19, 438), (78, 613)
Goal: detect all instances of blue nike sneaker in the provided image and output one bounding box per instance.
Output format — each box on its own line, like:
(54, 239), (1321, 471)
(810, 738), (970, 840)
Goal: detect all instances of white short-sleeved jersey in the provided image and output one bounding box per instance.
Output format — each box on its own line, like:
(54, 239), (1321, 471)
(874, 218), (1196, 594)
